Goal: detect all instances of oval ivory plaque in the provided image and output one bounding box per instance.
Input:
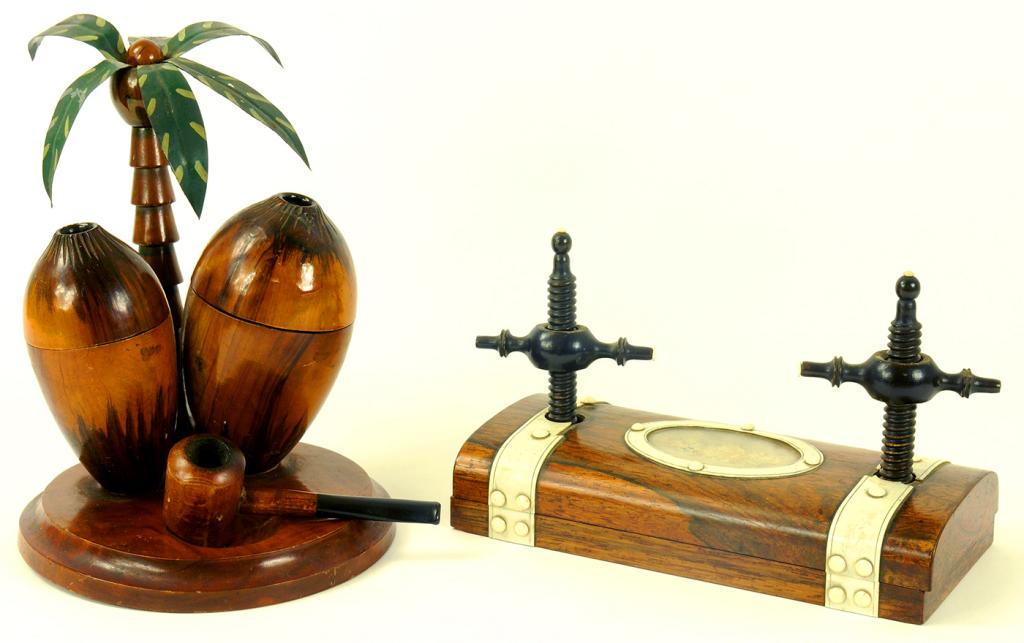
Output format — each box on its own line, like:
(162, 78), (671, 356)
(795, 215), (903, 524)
(625, 420), (824, 478)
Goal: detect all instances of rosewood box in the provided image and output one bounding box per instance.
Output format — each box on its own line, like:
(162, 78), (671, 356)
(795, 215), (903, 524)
(451, 395), (997, 624)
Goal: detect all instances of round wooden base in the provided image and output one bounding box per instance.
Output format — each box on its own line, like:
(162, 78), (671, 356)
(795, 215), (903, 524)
(18, 443), (395, 612)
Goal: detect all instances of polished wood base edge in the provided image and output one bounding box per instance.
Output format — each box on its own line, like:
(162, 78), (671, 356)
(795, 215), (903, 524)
(18, 444), (396, 612)
(921, 471), (998, 621)
(18, 516), (396, 612)
(451, 497), (991, 625)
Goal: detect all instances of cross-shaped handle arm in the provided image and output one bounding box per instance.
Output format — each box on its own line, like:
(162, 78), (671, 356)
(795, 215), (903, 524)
(476, 326), (653, 372)
(475, 231), (653, 422)
(800, 273), (1000, 482)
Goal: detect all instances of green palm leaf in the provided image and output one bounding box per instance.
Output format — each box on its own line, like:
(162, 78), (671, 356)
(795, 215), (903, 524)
(170, 57), (309, 167)
(28, 14), (126, 62)
(41, 59), (127, 204)
(164, 21), (281, 65)
(137, 63), (209, 216)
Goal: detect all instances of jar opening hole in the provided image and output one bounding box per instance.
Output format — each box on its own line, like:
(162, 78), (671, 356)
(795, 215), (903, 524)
(59, 223), (97, 235)
(281, 193), (314, 207)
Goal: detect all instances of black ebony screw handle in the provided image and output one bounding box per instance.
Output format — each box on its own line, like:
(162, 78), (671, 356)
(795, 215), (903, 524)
(476, 231), (654, 423)
(801, 273), (1001, 483)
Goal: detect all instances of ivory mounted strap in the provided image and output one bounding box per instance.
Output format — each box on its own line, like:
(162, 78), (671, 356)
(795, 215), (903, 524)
(824, 457), (948, 617)
(487, 399), (604, 545)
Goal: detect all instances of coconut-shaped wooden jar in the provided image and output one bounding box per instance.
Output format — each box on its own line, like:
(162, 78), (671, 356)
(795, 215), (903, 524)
(24, 223), (179, 493)
(183, 193), (356, 473)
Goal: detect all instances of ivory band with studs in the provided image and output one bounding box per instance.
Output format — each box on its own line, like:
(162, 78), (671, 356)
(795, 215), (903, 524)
(825, 457), (948, 617)
(487, 399), (604, 545)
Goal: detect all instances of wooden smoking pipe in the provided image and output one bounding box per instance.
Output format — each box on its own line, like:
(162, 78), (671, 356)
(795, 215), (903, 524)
(164, 434), (441, 547)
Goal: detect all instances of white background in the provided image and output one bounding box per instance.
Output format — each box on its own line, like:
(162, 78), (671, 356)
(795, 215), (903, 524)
(1, 1), (1021, 641)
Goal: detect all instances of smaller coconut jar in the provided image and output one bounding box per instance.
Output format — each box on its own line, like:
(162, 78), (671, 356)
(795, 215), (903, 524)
(183, 193), (356, 472)
(25, 223), (179, 493)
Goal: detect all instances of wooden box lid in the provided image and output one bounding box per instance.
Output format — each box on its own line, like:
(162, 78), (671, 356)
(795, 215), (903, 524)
(452, 395), (998, 596)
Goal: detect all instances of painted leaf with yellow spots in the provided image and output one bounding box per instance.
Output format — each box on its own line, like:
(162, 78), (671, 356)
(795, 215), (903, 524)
(28, 14), (126, 62)
(137, 63), (209, 216)
(40, 59), (127, 204)
(164, 21), (281, 65)
(170, 57), (309, 167)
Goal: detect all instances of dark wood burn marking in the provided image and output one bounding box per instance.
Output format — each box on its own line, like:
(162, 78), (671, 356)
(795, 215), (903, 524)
(182, 193), (356, 473)
(25, 224), (169, 350)
(189, 193), (355, 333)
(25, 222), (181, 494)
(183, 293), (350, 473)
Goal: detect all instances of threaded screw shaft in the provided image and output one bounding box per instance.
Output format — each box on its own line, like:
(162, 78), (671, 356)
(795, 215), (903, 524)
(547, 232), (577, 331)
(548, 372), (578, 422)
(887, 312), (922, 364)
(879, 403), (916, 482)
(877, 273), (922, 482)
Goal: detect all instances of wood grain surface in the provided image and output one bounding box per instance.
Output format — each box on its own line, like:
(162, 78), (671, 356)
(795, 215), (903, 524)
(183, 292), (351, 472)
(25, 223), (179, 493)
(163, 434), (248, 547)
(189, 193), (356, 332)
(129, 127), (184, 335)
(25, 223), (169, 350)
(19, 443), (395, 612)
(183, 193), (356, 472)
(451, 395), (998, 624)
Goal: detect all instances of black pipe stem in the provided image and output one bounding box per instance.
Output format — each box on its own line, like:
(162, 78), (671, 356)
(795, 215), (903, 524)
(315, 495), (441, 525)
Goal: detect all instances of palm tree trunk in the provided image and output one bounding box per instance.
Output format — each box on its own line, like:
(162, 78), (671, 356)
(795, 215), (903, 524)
(129, 125), (191, 432)
(130, 126), (183, 329)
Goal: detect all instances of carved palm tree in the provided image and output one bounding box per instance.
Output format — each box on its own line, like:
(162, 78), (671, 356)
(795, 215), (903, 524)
(29, 14), (308, 333)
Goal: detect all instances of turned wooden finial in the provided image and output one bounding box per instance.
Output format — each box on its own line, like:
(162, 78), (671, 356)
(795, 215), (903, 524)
(111, 39), (165, 127)
(126, 39), (164, 66)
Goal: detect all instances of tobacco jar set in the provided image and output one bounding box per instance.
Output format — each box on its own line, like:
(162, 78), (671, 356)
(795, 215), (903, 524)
(18, 15), (1003, 623)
